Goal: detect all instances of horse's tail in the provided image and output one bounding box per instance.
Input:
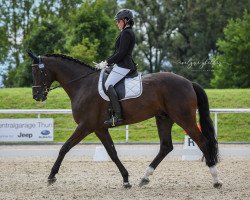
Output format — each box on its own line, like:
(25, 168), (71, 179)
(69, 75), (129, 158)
(192, 82), (219, 166)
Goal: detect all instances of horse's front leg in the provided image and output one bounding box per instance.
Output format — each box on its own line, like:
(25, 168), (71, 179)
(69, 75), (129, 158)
(95, 129), (131, 188)
(140, 115), (174, 187)
(48, 123), (90, 185)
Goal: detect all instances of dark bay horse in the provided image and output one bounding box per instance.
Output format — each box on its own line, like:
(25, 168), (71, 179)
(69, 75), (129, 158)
(28, 52), (222, 188)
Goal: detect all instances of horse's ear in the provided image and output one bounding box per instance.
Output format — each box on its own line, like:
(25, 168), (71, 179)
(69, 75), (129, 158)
(27, 50), (39, 63)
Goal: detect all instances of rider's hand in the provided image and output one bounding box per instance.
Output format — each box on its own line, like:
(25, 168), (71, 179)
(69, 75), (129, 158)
(94, 61), (108, 69)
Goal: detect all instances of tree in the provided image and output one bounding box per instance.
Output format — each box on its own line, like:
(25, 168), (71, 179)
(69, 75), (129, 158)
(0, 0), (34, 86)
(170, 0), (250, 87)
(125, 0), (174, 73)
(2, 0), (118, 87)
(68, 0), (118, 61)
(23, 17), (66, 55)
(124, 0), (250, 87)
(0, 26), (9, 63)
(69, 38), (100, 65)
(55, 0), (82, 19)
(211, 11), (250, 88)
(3, 17), (66, 87)
(0, 0), (80, 72)
(1, 0), (22, 68)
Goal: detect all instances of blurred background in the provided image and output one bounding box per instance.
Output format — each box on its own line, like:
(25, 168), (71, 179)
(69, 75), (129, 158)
(0, 0), (249, 143)
(0, 0), (249, 88)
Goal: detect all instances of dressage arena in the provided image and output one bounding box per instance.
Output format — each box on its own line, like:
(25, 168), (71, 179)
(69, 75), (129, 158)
(0, 144), (249, 200)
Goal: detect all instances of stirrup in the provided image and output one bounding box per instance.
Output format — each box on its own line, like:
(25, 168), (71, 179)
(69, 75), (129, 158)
(104, 116), (122, 127)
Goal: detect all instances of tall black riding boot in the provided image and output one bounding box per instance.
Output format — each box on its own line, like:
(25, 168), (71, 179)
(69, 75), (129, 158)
(104, 85), (123, 126)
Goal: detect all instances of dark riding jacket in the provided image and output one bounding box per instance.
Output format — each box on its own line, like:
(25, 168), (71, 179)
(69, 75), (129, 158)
(107, 26), (136, 71)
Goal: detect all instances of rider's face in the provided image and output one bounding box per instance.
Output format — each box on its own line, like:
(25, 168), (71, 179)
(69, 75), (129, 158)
(116, 19), (125, 30)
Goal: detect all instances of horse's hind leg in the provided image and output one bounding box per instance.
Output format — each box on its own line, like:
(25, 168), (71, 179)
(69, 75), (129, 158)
(139, 114), (174, 187)
(48, 123), (90, 185)
(174, 113), (222, 188)
(186, 124), (222, 188)
(95, 129), (131, 188)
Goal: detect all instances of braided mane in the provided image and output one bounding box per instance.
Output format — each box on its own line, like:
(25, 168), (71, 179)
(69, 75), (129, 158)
(45, 54), (99, 71)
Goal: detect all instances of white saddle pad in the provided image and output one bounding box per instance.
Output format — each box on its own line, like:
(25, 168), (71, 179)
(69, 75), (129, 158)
(98, 68), (143, 101)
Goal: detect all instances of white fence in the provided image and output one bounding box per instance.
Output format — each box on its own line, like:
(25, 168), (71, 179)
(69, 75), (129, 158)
(0, 109), (249, 142)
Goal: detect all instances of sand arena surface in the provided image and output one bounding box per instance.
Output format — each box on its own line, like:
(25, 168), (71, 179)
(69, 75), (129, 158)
(0, 156), (249, 200)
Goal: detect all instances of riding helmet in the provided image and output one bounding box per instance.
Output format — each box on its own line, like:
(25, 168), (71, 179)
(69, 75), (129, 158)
(115, 9), (133, 21)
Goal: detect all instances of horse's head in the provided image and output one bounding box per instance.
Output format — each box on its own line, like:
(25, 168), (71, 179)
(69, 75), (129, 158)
(28, 50), (53, 102)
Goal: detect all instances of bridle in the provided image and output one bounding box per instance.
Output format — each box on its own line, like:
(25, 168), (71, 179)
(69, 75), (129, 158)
(32, 56), (51, 98)
(32, 56), (98, 97)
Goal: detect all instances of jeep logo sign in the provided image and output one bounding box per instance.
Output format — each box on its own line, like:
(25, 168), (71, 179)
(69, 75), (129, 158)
(18, 132), (33, 138)
(0, 118), (54, 142)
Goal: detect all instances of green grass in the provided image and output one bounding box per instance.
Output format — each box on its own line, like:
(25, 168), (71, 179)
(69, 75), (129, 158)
(0, 88), (249, 142)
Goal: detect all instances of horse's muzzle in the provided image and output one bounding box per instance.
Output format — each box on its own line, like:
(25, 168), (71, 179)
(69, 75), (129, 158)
(32, 86), (47, 102)
(33, 93), (47, 102)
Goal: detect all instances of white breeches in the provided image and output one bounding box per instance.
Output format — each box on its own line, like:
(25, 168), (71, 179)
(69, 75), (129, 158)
(105, 65), (130, 90)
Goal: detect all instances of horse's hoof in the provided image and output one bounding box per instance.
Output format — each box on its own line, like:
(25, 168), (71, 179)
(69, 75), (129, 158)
(213, 182), (222, 189)
(47, 177), (57, 186)
(139, 178), (150, 187)
(123, 182), (132, 189)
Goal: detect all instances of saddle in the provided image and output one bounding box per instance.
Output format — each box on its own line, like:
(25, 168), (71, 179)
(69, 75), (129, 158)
(98, 68), (143, 101)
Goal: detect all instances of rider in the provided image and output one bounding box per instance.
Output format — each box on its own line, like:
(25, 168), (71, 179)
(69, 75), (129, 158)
(97, 9), (137, 126)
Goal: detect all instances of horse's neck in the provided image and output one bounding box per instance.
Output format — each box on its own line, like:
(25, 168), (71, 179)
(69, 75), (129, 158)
(49, 59), (96, 100)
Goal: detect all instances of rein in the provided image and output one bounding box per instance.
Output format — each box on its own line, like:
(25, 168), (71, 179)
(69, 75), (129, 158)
(50, 70), (98, 91)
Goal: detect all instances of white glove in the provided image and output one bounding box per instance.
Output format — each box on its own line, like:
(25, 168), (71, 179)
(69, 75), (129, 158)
(94, 60), (108, 69)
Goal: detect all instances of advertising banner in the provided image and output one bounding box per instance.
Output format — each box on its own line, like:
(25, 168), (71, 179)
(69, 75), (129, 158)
(0, 118), (54, 141)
